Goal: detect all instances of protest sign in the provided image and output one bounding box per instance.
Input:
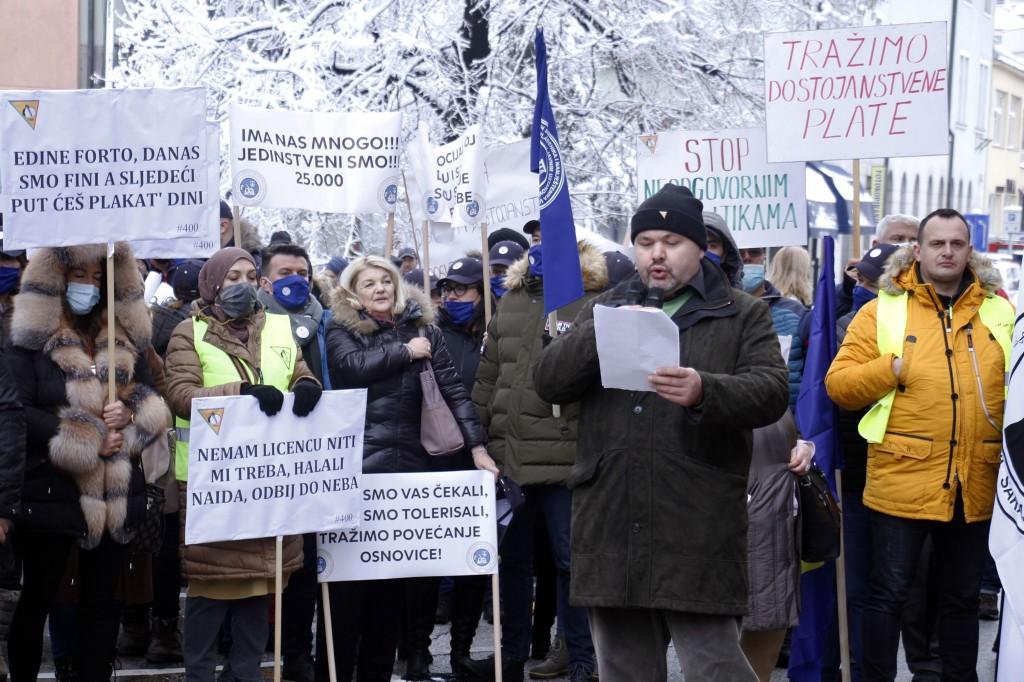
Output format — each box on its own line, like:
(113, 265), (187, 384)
(484, 139), (539, 232)
(764, 21), (948, 162)
(411, 124), (486, 229)
(185, 390), (367, 545)
(316, 471), (498, 582)
(229, 103), (402, 214)
(0, 87), (209, 249)
(636, 128), (807, 248)
(130, 123), (222, 259)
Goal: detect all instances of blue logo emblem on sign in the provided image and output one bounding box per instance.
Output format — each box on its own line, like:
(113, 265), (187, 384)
(472, 548), (491, 567)
(316, 555), (327, 575)
(536, 120), (565, 210)
(466, 200), (480, 218)
(383, 184), (398, 205)
(239, 177), (260, 200)
(426, 196), (439, 214)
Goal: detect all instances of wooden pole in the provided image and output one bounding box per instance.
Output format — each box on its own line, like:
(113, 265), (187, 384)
(481, 223), (493, 324)
(548, 311), (561, 418)
(835, 473), (852, 682)
(274, 535), (283, 682)
(106, 243), (117, 403)
(851, 159), (862, 259)
(320, 583), (339, 682)
(231, 205), (242, 250)
(401, 171), (422, 262)
(492, 572), (503, 682)
(422, 220), (431, 293)
(385, 212), (396, 258)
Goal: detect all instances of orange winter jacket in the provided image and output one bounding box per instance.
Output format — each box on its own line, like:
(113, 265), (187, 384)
(825, 249), (1011, 522)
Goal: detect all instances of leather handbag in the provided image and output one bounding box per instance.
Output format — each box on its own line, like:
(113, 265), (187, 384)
(418, 330), (465, 456)
(130, 429), (172, 553)
(798, 463), (842, 563)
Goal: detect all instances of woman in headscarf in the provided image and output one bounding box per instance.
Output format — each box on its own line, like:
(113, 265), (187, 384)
(319, 255), (497, 682)
(6, 243), (170, 680)
(164, 246), (322, 682)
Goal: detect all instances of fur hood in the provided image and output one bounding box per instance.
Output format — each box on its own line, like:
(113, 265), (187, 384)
(880, 246), (1003, 296)
(504, 240), (609, 293)
(10, 242), (169, 549)
(329, 280), (436, 337)
(11, 242), (150, 352)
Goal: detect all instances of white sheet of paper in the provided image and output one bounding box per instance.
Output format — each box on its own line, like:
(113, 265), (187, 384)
(778, 335), (793, 363)
(594, 305), (680, 392)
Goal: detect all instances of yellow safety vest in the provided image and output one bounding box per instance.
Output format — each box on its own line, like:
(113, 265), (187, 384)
(858, 290), (1014, 443)
(175, 313), (297, 480)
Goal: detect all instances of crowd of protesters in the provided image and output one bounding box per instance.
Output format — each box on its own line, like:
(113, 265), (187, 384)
(0, 188), (1010, 682)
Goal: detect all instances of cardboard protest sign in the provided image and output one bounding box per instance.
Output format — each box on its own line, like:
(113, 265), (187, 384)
(185, 390), (367, 545)
(130, 123), (222, 259)
(316, 471), (498, 582)
(636, 128), (807, 248)
(0, 87), (209, 249)
(229, 103), (402, 214)
(484, 139), (539, 232)
(764, 21), (948, 162)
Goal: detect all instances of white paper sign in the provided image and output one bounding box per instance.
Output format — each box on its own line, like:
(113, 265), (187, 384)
(185, 390), (367, 545)
(130, 123), (222, 259)
(484, 139), (539, 233)
(316, 471), (498, 582)
(764, 22), (948, 162)
(594, 305), (680, 392)
(229, 103), (402, 214)
(0, 87), (209, 249)
(636, 128), (807, 249)
(411, 124), (486, 228)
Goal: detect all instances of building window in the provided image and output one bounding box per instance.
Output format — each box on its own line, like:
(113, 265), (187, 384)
(977, 64), (990, 132)
(1008, 95), (1021, 150)
(913, 175), (921, 216)
(967, 183), (973, 212)
(927, 176), (934, 210)
(900, 173), (908, 214)
(957, 55), (970, 124)
(994, 91), (1007, 147)
(957, 180), (964, 210)
(939, 177), (946, 207)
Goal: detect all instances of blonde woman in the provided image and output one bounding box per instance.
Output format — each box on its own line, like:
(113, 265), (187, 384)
(767, 246), (813, 307)
(320, 255), (497, 682)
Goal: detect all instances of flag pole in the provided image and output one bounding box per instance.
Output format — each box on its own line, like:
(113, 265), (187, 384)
(385, 212), (396, 259)
(321, 583), (339, 682)
(481, 223), (493, 324)
(548, 311), (561, 419)
(274, 535), (283, 682)
(106, 242), (117, 403)
(422, 220), (431, 294)
(833, 158), (862, 682)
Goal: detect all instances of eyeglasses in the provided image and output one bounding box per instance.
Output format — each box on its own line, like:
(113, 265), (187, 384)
(441, 283), (470, 297)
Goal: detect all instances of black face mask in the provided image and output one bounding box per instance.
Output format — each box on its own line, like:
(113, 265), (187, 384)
(217, 283), (257, 319)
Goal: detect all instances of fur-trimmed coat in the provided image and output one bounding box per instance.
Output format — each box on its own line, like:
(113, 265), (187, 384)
(826, 248), (1012, 522)
(471, 241), (608, 486)
(326, 284), (486, 474)
(7, 243), (170, 548)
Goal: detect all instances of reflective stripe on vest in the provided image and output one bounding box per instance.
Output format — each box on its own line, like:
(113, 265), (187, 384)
(175, 313), (297, 480)
(857, 290), (1014, 444)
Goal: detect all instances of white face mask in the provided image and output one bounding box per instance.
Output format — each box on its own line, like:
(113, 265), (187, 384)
(66, 282), (101, 315)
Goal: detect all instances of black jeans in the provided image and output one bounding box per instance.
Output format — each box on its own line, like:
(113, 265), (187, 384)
(315, 579), (404, 682)
(282, 532), (317, 662)
(9, 533), (126, 681)
(152, 511), (181, 619)
(861, 496), (988, 682)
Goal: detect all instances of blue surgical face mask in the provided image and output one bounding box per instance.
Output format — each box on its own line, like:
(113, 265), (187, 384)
(704, 251), (722, 265)
(272, 274), (310, 310)
(742, 264), (765, 294)
(444, 299), (476, 326)
(852, 284), (877, 312)
(528, 244), (543, 277)
(0, 266), (20, 295)
(66, 282), (101, 316)
(490, 275), (508, 298)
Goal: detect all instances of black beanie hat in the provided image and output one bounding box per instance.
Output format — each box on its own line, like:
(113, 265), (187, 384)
(630, 184), (706, 249)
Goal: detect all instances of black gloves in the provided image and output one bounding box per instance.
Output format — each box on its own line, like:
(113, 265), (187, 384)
(240, 383), (284, 416)
(291, 379), (323, 417)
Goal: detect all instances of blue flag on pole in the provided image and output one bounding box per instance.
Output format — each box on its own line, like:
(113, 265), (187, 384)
(531, 29), (583, 315)
(789, 236), (841, 682)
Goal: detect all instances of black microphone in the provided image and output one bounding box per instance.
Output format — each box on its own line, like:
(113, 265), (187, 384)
(624, 278), (647, 306)
(644, 287), (665, 309)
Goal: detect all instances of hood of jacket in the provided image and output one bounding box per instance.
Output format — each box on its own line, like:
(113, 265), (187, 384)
(231, 218), (265, 256)
(329, 280), (436, 337)
(11, 242), (151, 352)
(703, 212), (743, 288)
(504, 240), (609, 294)
(880, 246), (1002, 297)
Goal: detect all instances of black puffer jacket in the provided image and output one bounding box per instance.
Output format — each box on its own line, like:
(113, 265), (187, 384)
(0, 345), (25, 522)
(326, 284), (486, 474)
(151, 300), (190, 357)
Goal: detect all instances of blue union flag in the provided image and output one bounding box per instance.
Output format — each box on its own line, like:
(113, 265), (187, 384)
(531, 29), (583, 315)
